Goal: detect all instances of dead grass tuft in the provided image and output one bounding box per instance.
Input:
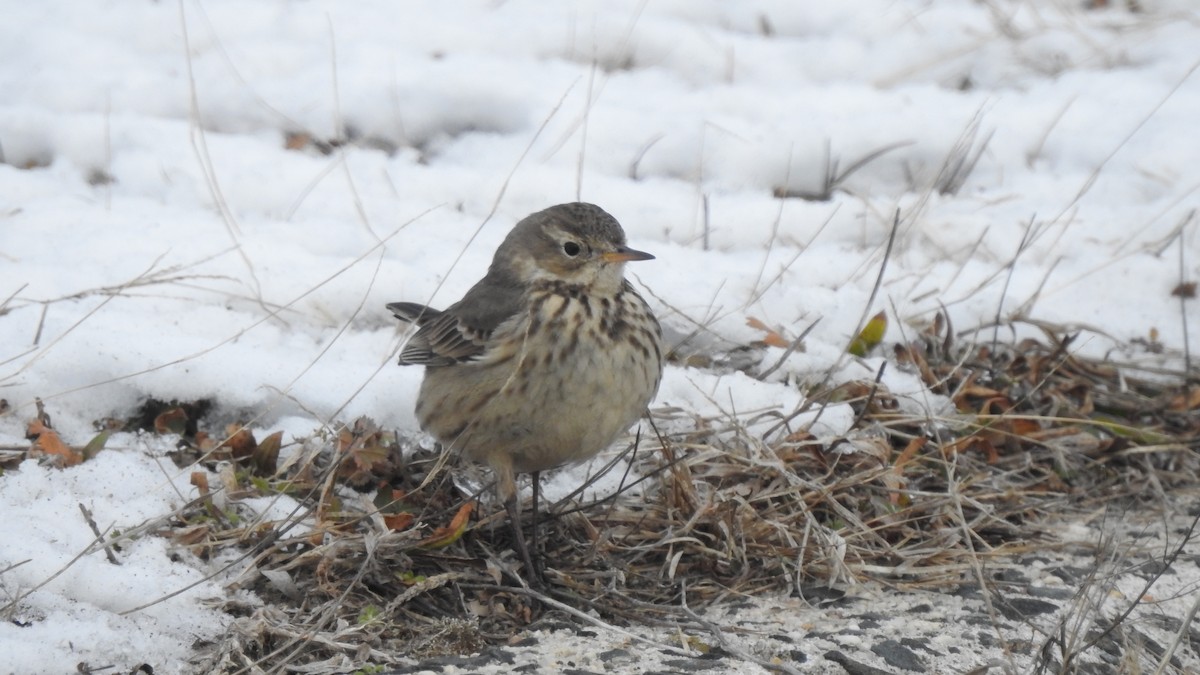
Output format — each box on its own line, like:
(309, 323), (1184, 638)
(162, 319), (1199, 673)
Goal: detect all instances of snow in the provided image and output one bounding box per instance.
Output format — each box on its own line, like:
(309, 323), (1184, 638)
(2, 0), (1198, 672)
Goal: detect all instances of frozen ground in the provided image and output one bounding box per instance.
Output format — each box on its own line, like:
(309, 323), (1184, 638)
(1, 1), (1198, 673)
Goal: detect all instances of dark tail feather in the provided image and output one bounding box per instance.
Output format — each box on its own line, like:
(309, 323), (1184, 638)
(387, 302), (441, 326)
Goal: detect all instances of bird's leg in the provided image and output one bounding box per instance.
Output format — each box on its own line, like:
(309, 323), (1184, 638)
(530, 470), (541, 568)
(496, 461), (540, 583)
(503, 491), (539, 584)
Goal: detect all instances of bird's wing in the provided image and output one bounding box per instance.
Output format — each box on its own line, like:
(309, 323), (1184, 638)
(389, 278), (524, 367)
(396, 310), (491, 366)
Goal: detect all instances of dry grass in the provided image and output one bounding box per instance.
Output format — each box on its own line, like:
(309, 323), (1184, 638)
(160, 318), (1200, 674)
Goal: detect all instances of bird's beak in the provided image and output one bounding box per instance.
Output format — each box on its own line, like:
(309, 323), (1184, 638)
(601, 246), (655, 263)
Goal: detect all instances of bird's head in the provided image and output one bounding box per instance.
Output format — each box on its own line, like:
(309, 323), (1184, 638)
(495, 202), (653, 294)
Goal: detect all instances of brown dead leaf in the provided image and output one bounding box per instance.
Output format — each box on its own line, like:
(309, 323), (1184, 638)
(885, 437), (928, 507)
(1009, 418), (1042, 437)
(419, 502), (475, 549)
(334, 417), (399, 486)
(780, 429), (814, 445)
(346, 438), (390, 473)
(172, 523), (212, 547)
(284, 131), (312, 151)
(976, 437), (1001, 464)
(977, 396), (1014, 415)
(832, 380), (874, 402)
(154, 407), (188, 435)
(191, 471), (210, 494)
(942, 435), (1000, 463)
(893, 436), (928, 472)
(27, 418), (83, 467)
(1171, 282), (1196, 299)
(221, 426), (257, 460)
(384, 512), (416, 532)
(191, 471), (221, 519)
(172, 523), (214, 558)
(746, 317), (790, 349)
(195, 431), (218, 453)
(253, 431), (283, 476)
(959, 385), (1006, 399)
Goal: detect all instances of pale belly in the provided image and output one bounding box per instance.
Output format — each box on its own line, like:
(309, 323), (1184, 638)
(416, 318), (661, 474)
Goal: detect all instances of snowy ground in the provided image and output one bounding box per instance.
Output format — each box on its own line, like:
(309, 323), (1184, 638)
(2, 1), (1199, 673)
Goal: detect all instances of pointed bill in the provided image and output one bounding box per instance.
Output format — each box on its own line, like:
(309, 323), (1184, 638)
(601, 246), (655, 263)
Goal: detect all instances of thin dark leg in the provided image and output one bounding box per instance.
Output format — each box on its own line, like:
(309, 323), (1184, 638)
(530, 471), (541, 561)
(503, 491), (539, 583)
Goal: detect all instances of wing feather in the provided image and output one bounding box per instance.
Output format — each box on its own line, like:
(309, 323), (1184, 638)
(386, 278), (524, 367)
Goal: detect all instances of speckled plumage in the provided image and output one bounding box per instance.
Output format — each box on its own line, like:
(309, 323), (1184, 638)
(388, 202), (663, 579)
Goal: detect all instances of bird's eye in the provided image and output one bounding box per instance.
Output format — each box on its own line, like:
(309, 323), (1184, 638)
(562, 241), (582, 257)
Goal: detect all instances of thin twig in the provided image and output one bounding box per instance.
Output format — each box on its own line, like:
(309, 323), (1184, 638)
(756, 317), (821, 381)
(992, 214), (1038, 354)
(78, 504), (121, 565)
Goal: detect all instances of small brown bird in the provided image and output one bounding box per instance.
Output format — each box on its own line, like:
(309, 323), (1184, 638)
(389, 202), (663, 580)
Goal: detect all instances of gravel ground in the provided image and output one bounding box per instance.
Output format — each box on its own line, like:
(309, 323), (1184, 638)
(382, 491), (1200, 675)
